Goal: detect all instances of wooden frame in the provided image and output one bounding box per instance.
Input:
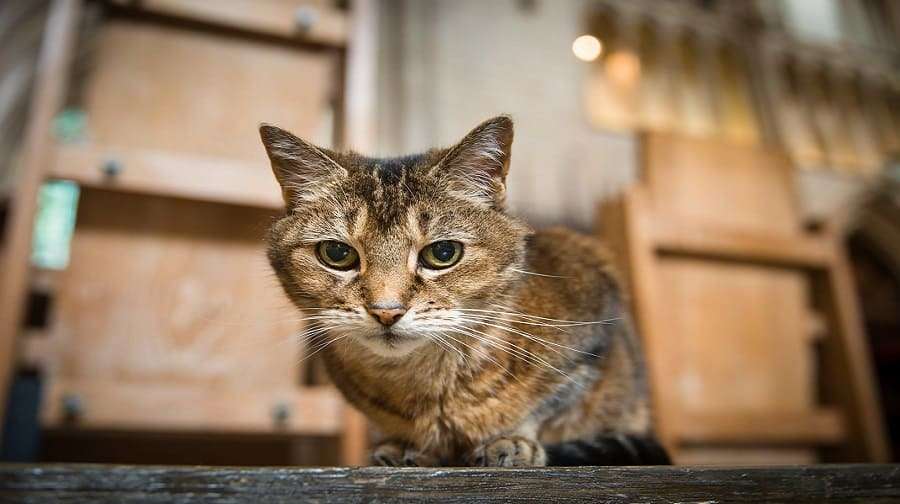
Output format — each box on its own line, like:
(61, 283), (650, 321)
(0, 0), (82, 447)
(600, 187), (887, 461)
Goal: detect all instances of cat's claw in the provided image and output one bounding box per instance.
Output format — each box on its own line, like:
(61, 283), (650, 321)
(371, 441), (438, 467)
(467, 436), (547, 467)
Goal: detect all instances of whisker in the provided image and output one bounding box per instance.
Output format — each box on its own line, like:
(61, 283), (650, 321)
(446, 326), (581, 388)
(299, 331), (349, 364)
(455, 313), (573, 331)
(420, 330), (468, 365)
(457, 307), (620, 326)
(456, 316), (600, 358)
(510, 267), (570, 279)
(436, 330), (517, 379)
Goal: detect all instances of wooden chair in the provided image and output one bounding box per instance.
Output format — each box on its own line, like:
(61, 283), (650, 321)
(597, 132), (889, 463)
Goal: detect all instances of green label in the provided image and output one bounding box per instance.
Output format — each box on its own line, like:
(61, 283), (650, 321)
(31, 180), (80, 270)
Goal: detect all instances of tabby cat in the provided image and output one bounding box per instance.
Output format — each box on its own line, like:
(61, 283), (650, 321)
(260, 116), (669, 467)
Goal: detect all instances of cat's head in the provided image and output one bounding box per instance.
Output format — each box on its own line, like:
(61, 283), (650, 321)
(261, 116), (530, 358)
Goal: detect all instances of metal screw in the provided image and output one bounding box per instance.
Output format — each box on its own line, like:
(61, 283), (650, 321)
(294, 6), (318, 32)
(271, 402), (292, 427)
(61, 393), (83, 422)
(100, 158), (123, 179)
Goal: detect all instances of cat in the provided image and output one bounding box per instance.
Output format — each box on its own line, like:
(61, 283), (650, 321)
(260, 116), (669, 467)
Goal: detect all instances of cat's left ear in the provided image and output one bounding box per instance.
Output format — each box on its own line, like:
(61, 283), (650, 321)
(433, 115), (514, 208)
(259, 124), (348, 207)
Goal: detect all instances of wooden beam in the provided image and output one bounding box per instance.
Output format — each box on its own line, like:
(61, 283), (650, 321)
(650, 216), (837, 268)
(49, 143), (283, 209)
(343, 0), (379, 152)
(675, 409), (845, 445)
(105, 0), (349, 47)
(2, 464), (900, 502)
(0, 0), (82, 445)
(41, 379), (346, 436)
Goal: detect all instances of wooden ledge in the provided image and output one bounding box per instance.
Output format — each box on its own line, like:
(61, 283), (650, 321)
(49, 143), (284, 209)
(1, 464), (899, 502)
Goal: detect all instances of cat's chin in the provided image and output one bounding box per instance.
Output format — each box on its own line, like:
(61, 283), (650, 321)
(355, 332), (429, 359)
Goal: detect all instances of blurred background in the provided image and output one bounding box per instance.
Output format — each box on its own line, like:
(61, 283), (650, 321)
(0, 0), (898, 467)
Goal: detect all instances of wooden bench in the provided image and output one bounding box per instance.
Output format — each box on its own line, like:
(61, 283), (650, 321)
(1, 464), (899, 502)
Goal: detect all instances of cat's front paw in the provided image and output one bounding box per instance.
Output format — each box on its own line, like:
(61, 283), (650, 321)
(371, 441), (439, 467)
(466, 436), (547, 467)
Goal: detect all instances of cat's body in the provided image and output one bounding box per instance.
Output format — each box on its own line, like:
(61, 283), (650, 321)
(261, 116), (667, 466)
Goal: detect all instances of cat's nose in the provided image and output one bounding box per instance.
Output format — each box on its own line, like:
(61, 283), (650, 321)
(367, 302), (407, 326)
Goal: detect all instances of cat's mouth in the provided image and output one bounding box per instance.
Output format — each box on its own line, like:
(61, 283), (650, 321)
(356, 327), (427, 358)
(379, 330), (408, 344)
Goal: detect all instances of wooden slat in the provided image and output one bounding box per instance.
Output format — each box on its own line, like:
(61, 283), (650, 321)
(817, 250), (892, 462)
(675, 410), (845, 445)
(106, 0), (349, 47)
(650, 217), (836, 268)
(676, 447), (819, 466)
(49, 143), (283, 209)
(340, 406), (369, 467)
(41, 379), (345, 436)
(2, 464), (900, 502)
(0, 0), (82, 446)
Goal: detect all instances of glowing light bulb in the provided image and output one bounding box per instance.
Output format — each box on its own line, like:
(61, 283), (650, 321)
(572, 35), (602, 62)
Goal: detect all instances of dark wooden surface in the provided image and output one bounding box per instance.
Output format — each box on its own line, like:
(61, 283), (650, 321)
(1, 464), (899, 503)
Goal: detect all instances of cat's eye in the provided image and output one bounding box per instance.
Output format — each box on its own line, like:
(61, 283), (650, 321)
(420, 241), (463, 269)
(316, 241), (359, 270)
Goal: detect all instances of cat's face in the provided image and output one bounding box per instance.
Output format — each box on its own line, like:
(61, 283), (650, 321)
(262, 117), (529, 358)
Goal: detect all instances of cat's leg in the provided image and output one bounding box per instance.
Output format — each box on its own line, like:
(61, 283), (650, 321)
(371, 440), (439, 467)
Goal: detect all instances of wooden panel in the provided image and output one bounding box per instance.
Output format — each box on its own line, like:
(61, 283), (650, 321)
(656, 257), (815, 414)
(48, 189), (299, 388)
(639, 132), (799, 235)
(41, 379), (344, 435)
(49, 143), (282, 209)
(79, 19), (335, 161)
(4, 464), (900, 502)
(107, 0), (349, 47)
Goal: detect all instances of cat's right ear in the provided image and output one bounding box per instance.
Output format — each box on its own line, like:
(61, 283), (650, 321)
(259, 124), (347, 207)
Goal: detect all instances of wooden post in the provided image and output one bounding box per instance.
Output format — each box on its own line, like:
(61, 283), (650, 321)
(0, 0), (82, 444)
(818, 249), (891, 462)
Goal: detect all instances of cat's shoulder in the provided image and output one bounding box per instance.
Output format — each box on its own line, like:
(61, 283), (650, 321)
(526, 227), (616, 277)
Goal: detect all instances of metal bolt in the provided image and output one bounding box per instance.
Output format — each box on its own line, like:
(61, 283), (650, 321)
(294, 6), (318, 32)
(100, 158), (123, 179)
(61, 393), (83, 422)
(271, 402), (291, 427)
